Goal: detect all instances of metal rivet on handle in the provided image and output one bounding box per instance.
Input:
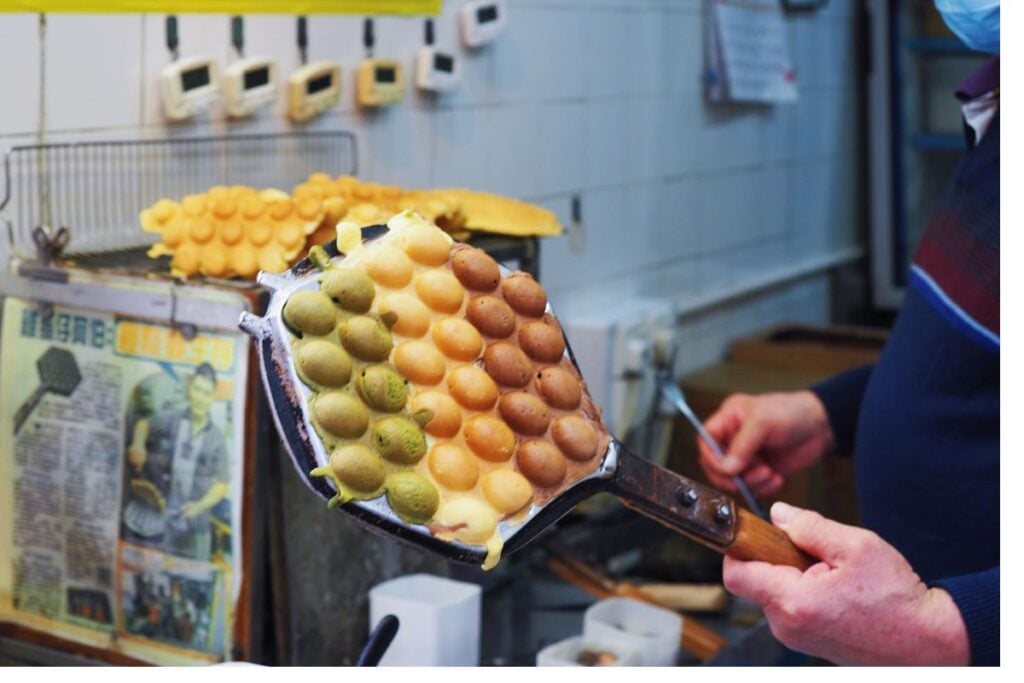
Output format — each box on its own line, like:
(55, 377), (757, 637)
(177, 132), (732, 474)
(676, 487), (699, 507)
(713, 502), (732, 524)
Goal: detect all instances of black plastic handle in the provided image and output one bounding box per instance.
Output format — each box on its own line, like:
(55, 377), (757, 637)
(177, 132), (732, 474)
(357, 614), (399, 666)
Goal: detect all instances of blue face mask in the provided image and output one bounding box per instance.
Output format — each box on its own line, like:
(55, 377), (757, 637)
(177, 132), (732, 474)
(935, 0), (1000, 53)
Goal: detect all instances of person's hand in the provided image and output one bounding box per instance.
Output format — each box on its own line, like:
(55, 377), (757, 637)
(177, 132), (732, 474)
(698, 391), (834, 497)
(128, 444), (147, 471)
(723, 502), (970, 665)
(181, 501), (204, 519)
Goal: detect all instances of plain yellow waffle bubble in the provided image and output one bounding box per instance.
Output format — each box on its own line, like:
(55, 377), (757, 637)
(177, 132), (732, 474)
(259, 246), (289, 273)
(212, 197), (238, 220)
(232, 243), (259, 279)
(200, 247), (230, 278)
(162, 222), (184, 248)
(172, 242), (201, 275)
(336, 221), (363, 254)
(220, 220), (245, 246)
(151, 199), (177, 223)
(189, 217), (216, 243)
(182, 194), (207, 217)
(249, 221), (273, 247)
(241, 195), (266, 219)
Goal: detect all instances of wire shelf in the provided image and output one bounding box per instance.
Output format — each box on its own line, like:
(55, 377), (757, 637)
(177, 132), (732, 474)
(0, 131), (357, 259)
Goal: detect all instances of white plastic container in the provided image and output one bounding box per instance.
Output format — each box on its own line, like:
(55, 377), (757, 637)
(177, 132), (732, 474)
(368, 573), (481, 666)
(536, 635), (643, 667)
(583, 598), (683, 666)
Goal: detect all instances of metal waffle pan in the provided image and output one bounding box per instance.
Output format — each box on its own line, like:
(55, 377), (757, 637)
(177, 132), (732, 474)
(240, 226), (812, 569)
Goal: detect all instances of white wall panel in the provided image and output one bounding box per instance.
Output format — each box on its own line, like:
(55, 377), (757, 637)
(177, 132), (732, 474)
(0, 0), (862, 382)
(0, 15), (41, 136)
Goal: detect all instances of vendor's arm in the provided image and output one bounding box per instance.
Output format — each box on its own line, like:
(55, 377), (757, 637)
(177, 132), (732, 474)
(723, 502), (972, 666)
(182, 435), (230, 519)
(128, 419), (150, 471)
(808, 363), (874, 455)
(931, 567), (1000, 666)
(181, 481), (228, 518)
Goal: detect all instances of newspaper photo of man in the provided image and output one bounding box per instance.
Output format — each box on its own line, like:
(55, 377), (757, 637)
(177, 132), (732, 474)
(125, 363), (229, 562)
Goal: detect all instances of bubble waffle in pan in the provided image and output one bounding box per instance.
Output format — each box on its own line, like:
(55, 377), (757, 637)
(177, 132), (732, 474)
(240, 213), (813, 570)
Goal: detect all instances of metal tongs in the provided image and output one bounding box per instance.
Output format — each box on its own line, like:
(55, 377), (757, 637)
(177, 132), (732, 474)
(240, 226), (812, 570)
(652, 342), (766, 519)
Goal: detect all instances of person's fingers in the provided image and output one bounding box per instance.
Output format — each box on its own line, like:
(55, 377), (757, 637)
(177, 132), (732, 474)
(722, 556), (802, 606)
(751, 473), (785, 498)
(700, 455), (738, 492)
(702, 396), (744, 444)
(697, 440), (744, 482)
(742, 462), (774, 487)
(709, 473), (738, 493)
(702, 395), (760, 475)
(698, 446), (746, 491)
(697, 441), (721, 474)
(718, 418), (766, 475)
(696, 438), (720, 474)
(770, 502), (855, 565)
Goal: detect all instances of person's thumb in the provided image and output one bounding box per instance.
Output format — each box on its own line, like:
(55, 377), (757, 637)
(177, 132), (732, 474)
(719, 419), (766, 475)
(770, 502), (848, 565)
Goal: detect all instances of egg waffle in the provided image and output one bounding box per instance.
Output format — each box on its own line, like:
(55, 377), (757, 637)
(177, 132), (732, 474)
(140, 185), (324, 278)
(292, 174), (564, 248)
(240, 214), (813, 571)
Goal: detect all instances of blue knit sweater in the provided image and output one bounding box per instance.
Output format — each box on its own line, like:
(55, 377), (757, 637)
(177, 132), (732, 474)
(812, 65), (999, 666)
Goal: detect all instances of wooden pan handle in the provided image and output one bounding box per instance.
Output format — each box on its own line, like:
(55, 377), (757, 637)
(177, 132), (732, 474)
(610, 446), (814, 570)
(726, 507), (814, 570)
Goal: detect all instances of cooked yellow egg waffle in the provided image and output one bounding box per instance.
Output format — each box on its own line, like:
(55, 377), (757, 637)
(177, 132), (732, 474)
(292, 174), (560, 246)
(273, 212), (604, 568)
(140, 185), (324, 278)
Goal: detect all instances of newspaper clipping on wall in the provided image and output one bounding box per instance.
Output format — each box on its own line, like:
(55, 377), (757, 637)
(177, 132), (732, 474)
(0, 297), (248, 665)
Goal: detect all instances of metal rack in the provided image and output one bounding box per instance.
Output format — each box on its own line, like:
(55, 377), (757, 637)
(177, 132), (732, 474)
(0, 131), (358, 260)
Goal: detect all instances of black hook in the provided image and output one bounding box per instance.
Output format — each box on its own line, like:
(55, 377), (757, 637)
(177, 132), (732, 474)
(231, 15), (244, 58)
(31, 225), (70, 265)
(424, 18), (434, 46)
(297, 16), (308, 64)
(165, 15), (179, 60)
(363, 17), (375, 57)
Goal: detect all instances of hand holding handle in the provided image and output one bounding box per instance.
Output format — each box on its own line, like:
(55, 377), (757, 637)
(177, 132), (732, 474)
(728, 507), (813, 569)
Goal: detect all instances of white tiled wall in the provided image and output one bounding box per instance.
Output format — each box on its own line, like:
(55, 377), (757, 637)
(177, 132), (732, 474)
(0, 0), (864, 377)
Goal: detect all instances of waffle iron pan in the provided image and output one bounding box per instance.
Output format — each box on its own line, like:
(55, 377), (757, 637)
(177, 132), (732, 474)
(240, 225), (812, 570)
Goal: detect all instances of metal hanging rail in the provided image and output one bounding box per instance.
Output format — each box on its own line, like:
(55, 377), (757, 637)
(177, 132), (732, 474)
(0, 131), (358, 259)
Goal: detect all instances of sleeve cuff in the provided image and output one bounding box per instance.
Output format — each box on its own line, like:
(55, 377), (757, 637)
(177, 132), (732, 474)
(932, 567), (1000, 666)
(809, 364), (874, 455)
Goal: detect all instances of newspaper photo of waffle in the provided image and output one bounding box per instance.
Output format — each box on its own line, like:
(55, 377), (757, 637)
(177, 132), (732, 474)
(0, 297), (247, 665)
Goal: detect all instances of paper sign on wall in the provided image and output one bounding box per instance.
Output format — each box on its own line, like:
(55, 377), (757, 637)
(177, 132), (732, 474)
(705, 0), (798, 104)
